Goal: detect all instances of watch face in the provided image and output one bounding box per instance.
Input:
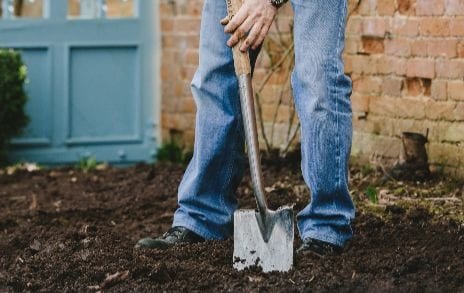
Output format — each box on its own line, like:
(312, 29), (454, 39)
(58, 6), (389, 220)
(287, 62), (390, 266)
(272, 0), (285, 6)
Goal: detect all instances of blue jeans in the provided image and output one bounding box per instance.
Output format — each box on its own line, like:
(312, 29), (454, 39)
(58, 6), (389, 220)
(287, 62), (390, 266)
(172, 0), (355, 247)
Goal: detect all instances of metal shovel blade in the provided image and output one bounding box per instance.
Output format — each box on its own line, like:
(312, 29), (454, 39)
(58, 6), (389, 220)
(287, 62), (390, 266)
(233, 206), (294, 272)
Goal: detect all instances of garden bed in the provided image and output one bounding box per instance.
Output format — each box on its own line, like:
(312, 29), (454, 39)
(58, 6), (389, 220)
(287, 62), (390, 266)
(0, 160), (463, 291)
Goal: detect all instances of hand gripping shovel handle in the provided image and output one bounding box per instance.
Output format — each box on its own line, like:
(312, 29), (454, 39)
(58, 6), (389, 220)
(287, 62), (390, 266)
(226, 0), (270, 216)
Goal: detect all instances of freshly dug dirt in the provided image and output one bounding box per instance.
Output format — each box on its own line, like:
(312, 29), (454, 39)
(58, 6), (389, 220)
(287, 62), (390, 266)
(0, 161), (463, 292)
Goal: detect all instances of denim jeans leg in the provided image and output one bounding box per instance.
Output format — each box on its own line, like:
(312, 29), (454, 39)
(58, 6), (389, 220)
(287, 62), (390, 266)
(172, 0), (260, 240)
(291, 0), (355, 247)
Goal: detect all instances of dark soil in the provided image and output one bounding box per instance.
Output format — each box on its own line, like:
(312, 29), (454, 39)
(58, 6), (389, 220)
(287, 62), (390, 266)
(0, 161), (463, 292)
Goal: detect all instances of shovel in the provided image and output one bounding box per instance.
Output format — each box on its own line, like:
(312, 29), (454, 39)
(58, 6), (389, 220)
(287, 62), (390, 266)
(226, 0), (294, 273)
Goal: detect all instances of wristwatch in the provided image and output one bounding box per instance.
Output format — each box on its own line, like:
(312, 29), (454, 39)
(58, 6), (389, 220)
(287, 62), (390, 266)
(269, 0), (288, 8)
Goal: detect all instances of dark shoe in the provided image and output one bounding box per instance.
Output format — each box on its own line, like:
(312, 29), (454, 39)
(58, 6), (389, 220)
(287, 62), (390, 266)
(297, 238), (343, 257)
(135, 226), (204, 249)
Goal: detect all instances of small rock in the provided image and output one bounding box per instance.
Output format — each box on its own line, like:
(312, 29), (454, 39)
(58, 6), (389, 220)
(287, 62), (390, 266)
(30, 239), (41, 252)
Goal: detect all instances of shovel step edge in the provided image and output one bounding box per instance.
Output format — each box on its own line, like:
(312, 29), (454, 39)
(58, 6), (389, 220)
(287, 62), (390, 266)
(233, 209), (294, 273)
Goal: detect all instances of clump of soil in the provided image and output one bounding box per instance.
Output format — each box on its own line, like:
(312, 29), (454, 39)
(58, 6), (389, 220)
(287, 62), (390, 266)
(0, 161), (463, 291)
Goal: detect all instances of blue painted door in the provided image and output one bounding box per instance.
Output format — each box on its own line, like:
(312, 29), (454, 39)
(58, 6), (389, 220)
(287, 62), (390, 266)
(0, 0), (158, 165)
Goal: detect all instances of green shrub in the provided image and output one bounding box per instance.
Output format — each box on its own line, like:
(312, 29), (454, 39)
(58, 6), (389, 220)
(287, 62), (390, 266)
(365, 186), (378, 204)
(76, 157), (98, 173)
(0, 50), (29, 164)
(156, 140), (192, 165)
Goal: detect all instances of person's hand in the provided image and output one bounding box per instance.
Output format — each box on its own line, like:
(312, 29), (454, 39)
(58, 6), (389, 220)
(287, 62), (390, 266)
(220, 0), (278, 52)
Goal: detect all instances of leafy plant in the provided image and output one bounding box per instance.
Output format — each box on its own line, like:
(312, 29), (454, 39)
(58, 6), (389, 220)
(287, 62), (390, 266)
(365, 186), (378, 204)
(361, 164), (375, 177)
(0, 50), (30, 165)
(156, 140), (192, 165)
(76, 157), (98, 173)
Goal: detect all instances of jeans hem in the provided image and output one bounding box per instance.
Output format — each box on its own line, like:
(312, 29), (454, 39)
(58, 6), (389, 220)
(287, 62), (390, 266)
(300, 231), (348, 248)
(172, 215), (227, 241)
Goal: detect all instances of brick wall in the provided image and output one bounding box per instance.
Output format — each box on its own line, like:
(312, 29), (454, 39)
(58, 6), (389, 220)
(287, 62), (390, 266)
(346, 0), (464, 177)
(159, 0), (203, 144)
(159, 0), (464, 177)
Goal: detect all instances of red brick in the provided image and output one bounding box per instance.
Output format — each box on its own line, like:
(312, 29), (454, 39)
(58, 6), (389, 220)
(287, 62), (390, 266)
(450, 19), (464, 36)
(358, 0), (378, 16)
(346, 17), (363, 35)
(361, 36), (385, 54)
(258, 86), (280, 105)
(382, 76), (404, 96)
(173, 81), (189, 97)
(161, 19), (174, 32)
(351, 55), (378, 74)
(425, 100), (456, 120)
(448, 81), (464, 100)
(377, 56), (394, 74)
(416, 0), (444, 15)
(443, 123), (464, 142)
(385, 38), (411, 56)
(362, 18), (387, 37)
(180, 97), (197, 114)
(162, 35), (199, 49)
(261, 104), (276, 122)
(427, 39), (457, 57)
(406, 59), (435, 79)
(351, 94), (370, 112)
(392, 18), (419, 37)
(161, 113), (177, 129)
(182, 130), (195, 145)
(411, 40), (428, 56)
(445, 0), (464, 15)
(454, 103), (464, 120)
(353, 76), (382, 94)
(405, 77), (432, 96)
(277, 106), (292, 123)
(420, 18), (450, 36)
(176, 113), (196, 130)
(397, 0), (416, 15)
(184, 49), (199, 66)
(173, 18), (201, 34)
(369, 96), (398, 116)
(393, 58), (408, 76)
(345, 36), (360, 54)
(436, 60), (464, 79)
(185, 0), (203, 16)
(458, 42), (464, 58)
(343, 54), (354, 73)
(159, 2), (175, 16)
(369, 96), (426, 119)
(377, 56), (407, 75)
(183, 66), (197, 81)
(395, 97), (426, 119)
(377, 0), (396, 15)
(431, 80), (448, 100)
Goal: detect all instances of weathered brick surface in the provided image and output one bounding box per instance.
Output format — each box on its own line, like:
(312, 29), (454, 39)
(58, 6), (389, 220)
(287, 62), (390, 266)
(343, 0), (464, 177)
(417, 0), (445, 16)
(159, 0), (464, 177)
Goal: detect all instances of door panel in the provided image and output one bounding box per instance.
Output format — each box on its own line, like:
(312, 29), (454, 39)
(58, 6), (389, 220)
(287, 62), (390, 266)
(1, 0), (158, 165)
(67, 46), (140, 144)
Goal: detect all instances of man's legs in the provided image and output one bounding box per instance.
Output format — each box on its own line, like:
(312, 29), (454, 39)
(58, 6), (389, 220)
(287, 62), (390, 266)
(291, 0), (355, 248)
(172, 0), (260, 240)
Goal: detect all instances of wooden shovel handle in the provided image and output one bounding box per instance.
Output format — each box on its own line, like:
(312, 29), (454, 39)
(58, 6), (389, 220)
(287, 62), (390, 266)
(226, 0), (252, 75)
